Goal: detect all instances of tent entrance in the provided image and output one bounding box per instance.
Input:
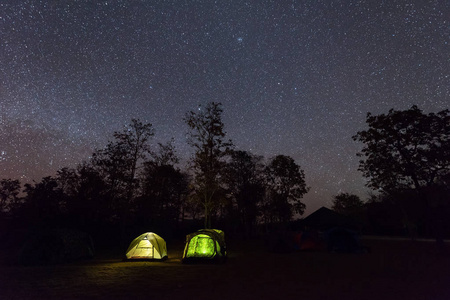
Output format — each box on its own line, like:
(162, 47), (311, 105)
(182, 229), (226, 263)
(132, 240), (154, 258)
(188, 235), (215, 258)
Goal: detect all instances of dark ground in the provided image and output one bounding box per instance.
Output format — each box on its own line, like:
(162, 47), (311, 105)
(1, 237), (449, 300)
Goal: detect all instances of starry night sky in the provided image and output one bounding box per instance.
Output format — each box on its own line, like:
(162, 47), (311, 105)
(1, 0), (448, 214)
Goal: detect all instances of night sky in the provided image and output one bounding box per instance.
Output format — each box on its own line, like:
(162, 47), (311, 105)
(1, 0), (448, 214)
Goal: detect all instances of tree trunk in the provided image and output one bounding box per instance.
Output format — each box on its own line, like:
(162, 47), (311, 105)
(204, 204), (209, 229)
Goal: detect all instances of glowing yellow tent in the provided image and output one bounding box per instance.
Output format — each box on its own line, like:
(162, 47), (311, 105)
(125, 232), (167, 260)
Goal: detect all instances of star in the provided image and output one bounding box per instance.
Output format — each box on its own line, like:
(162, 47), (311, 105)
(0, 0), (447, 215)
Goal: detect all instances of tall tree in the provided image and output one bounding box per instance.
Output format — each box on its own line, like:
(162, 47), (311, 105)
(91, 119), (154, 243)
(353, 106), (450, 238)
(184, 102), (232, 228)
(138, 141), (189, 229)
(353, 106), (449, 193)
(224, 150), (265, 236)
(264, 155), (309, 223)
(92, 119), (153, 202)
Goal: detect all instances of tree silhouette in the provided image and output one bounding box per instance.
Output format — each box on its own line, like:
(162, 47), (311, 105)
(22, 176), (65, 227)
(264, 155), (309, 223)
(353, 106), (449, 193)
(138, 141), (189, 231)
(90, 119), (154, 244)
(224, 150), (265, 237)
(56, 165), (112, 232)
(0, 178), (21, 215)
(354, 106), (450, 238)
(184, 102), (233, 228)
(331, 193), (364, 216)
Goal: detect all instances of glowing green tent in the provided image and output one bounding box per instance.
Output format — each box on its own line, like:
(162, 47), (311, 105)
(125, 232), (167, 260)
(182, 229), (226, 263)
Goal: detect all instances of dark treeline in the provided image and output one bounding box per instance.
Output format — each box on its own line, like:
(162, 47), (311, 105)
(0, 104), (449, 252)
(353, 106), (450, 239)
(333, 105), (450, 239)
(0, 102), (309, 249)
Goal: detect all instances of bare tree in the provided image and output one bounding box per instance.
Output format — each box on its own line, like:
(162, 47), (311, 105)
(184, 102), (232, 228)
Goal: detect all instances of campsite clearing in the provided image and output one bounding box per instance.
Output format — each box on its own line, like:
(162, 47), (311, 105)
(1, 238), (449, 299)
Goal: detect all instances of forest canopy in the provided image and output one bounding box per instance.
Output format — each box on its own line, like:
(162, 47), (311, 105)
(1, 104), (448, 242)
(0, 102), (309, 243)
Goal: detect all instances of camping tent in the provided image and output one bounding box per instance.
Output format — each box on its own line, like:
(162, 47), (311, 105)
(293, 230), (324, 251)
(325, 227), (365, 253)
(125, 232), (167, 260)
(182, 229), (226, 263)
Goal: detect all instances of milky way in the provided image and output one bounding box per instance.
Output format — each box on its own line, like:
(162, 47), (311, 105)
(1, 0), (448, 214)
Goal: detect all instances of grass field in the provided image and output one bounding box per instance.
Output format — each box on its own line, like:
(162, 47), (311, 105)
(1, 238), (449, 300)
